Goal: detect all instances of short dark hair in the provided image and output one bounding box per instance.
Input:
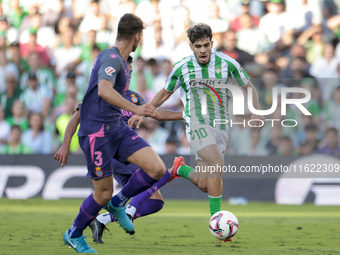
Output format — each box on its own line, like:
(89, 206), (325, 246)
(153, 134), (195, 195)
(127, 55), (133, 64)
(305, 123), (317, 132)
(326, 127), (338, 136)
(186, 23), (212, 44)
(11, 125), (21, 133)
(117, 13), (144, 40)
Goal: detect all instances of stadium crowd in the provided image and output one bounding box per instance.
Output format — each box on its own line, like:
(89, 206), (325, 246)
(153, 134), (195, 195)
(0, 0), (340, 157)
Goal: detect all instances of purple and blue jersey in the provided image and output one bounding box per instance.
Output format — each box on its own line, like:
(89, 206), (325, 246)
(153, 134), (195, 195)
(78, 47), (131, 137)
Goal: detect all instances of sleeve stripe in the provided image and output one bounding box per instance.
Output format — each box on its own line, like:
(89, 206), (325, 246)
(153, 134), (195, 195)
(164, 57), (190, 92)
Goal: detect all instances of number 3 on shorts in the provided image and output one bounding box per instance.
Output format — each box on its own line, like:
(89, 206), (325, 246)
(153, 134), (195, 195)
(94, 151), (103, 166)
(190, 128), (208, 140)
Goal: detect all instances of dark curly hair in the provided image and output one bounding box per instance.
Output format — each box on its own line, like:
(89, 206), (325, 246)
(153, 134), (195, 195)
(186, 23), (212, 44)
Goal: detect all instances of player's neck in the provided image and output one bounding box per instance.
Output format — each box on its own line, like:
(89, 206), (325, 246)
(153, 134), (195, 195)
(114, 40), (133, 61)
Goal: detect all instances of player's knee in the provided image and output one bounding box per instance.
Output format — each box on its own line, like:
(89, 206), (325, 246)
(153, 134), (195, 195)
(148, 162), (166, 180)
(198, 182), (208, 193)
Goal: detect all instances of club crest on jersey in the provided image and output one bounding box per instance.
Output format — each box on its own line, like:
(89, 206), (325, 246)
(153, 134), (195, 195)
(215, 66), (221, 74)
(131, 94), (138, 103)
(105, 66), (115, 76)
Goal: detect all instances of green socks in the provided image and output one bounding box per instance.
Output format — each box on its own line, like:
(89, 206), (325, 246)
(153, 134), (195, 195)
(178, 165), (194, 180)
(209, 195), (222, 216)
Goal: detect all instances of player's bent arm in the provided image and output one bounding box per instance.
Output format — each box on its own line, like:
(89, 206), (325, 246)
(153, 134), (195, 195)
(153, 108), (183, 121)
(54, 110), (80, 168)
(62, 110), (80, 147)
(98, 80), (155, 116)
(150, 88), (174, 108)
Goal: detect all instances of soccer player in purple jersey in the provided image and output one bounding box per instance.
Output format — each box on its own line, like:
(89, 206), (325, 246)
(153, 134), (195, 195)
(55, 56), (182, 244)
(61, 14), (182, 253)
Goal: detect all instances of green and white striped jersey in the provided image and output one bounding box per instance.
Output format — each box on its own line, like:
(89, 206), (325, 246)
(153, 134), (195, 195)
(164, 49), (249, 130)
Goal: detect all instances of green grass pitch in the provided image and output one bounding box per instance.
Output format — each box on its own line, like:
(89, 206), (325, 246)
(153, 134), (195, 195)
(0, 199), (340, 255)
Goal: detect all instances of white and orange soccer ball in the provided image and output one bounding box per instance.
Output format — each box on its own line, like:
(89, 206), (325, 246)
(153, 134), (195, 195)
(209, 211), (239, 241)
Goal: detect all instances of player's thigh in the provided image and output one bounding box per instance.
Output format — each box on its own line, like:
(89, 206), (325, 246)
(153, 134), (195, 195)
(149, 190), (163, 201)
(126, 146), (166, 179)
(112, 159), (138, 186)
(115, 128), (166, 179)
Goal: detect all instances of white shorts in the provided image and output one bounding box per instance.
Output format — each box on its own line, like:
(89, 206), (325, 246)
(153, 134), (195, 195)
(186, 124), (229, 161)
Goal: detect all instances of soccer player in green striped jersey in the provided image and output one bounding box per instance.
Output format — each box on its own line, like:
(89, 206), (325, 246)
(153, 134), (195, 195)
(130, 23), (266, 227)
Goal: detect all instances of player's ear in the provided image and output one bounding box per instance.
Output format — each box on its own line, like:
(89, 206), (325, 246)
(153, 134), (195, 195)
(210, 40), (214, 48)
(189, 42), (193, 51)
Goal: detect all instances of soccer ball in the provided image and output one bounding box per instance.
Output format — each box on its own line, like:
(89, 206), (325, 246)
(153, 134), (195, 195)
(209, 211), (239, 241)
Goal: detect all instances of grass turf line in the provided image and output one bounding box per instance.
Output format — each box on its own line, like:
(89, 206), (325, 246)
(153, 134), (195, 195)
(0, 199), (340, 255)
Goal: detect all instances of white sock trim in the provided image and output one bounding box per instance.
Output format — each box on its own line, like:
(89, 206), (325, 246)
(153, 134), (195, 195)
(96, 212), (112, 225)
(208, 195), (222, 198)
(176, 165), (182, 175)
(125, 204), (137, 218)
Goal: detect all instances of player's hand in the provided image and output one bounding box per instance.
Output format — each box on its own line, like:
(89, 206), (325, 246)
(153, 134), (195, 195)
(250, 114), (266, 131)
(54, 144), (70, 168)
(128, 114), (144, 129)
(136, 104), (155, 117)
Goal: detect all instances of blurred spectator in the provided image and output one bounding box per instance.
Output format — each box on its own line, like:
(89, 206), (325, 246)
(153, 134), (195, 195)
(165, 135), (179, 154)
(1, 125), (32, 154)
(79, 0), (102, 34)
(142, 117), (169, 154)
(8, 0), (27, 30)
(229, 115), (251, 155)
(297, 25), (325, 64)
(130, 57), (154, 91)
(20, 72), (52, 119)
(238, 130), (268, 156)
(0, 73), (21, 118)
(77, 45), (101, 87)
(20, 52), (54, 91)
(6, 99), (28, 132)
(19, 13), (56, 49)
(8, 41), (29, 74)
(96, 15), (115, 46)
(19, 28), (49, 66)
(152, 59), (181, 110)
(177, 132), (191, 155)
(52, 26), (81, 76)
(136, 74), (155, 103)
(258, 70), (280, 110)
(79, 30), (106, 62)
(317, 127), (340, 157)
(259, 0), (291, 44)
(236, 13), (271, 55)
(55, 84), (78, 117)
(55, 96), (80, 153)
(0, 105), (10, 151)
(285, 0), (323, 33)
(310, 43), (338, 78)
(22, 112), (52, 154)
(217, 30), (254, 66)
(304, 123), (320, 151)
(323, 86), (340, 130)
(293, 115), (314, 148)
(0, 49), (19, 93)
(40, 0), (63, 27)
(230, 0), (259, 32)
(266, 124), (282, 154)
(277, 136), (295, 156)
(298, 139), (314, 156)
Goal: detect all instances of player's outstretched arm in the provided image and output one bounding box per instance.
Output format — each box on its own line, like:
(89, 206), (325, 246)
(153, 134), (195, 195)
(150, 88), (174, 108)
(153, 108), (183, 121)
(54, 110), (80, 168)
(242, 81), (266, 131)
(98, 80), (155, 117)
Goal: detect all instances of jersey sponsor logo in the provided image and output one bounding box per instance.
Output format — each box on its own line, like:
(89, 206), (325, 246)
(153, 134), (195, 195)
(131, 135), (140, 140)
(105, 66), (116, 76)
(110, 54), (117, 58)
(189, 79), (225, 107)
(131, 94), (138, 103)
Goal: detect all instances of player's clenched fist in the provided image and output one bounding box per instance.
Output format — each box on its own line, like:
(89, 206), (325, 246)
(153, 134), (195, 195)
(136, 103), (155, 117)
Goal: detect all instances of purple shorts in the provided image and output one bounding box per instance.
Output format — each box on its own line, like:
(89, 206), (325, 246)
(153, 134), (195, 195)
(79, 122), (149, 180)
